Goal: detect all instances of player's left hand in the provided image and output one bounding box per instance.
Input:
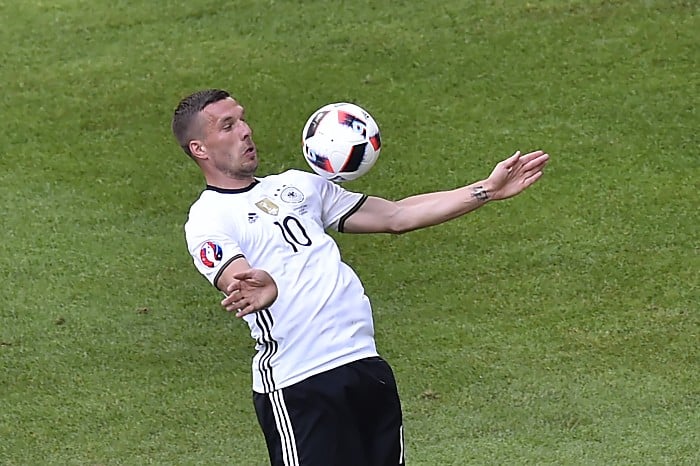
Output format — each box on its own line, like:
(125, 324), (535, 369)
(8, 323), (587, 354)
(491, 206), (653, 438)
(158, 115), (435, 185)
(221, 269), (278, 317)
(486, 150), (550, 200)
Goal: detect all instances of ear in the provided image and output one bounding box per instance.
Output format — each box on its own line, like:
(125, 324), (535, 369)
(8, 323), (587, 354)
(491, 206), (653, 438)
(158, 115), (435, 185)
(189, 140), (207, 160)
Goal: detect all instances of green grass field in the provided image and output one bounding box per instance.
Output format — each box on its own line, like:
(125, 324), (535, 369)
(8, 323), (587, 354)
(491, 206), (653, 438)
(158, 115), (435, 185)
(1, 0), (698, 464)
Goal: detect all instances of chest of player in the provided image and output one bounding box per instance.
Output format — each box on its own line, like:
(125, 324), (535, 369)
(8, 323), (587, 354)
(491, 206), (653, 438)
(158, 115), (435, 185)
(234, 187), (325, 257)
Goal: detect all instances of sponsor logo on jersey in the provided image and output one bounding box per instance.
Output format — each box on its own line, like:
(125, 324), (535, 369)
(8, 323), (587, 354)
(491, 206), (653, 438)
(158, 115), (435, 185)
(199, 241), (223, 268)
(280, 186), (304, 204)
(255, 198), (279, 216)
(247, 212), (258, 223)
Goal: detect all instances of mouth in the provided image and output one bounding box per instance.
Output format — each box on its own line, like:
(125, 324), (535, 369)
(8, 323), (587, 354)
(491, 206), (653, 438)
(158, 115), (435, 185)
(243, 145), (256, 157)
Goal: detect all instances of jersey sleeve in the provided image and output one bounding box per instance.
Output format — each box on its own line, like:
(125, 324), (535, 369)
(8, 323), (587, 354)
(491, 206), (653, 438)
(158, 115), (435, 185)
(301, 171), (367, 231)
(185, 208), (244, 290)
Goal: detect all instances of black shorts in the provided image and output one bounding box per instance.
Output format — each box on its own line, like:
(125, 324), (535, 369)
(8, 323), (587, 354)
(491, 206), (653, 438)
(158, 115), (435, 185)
(253, 356), (405, 466)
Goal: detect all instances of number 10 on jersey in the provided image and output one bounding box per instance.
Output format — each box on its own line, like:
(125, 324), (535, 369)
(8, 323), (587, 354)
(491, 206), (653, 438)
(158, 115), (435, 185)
(273, 216), (312, 252)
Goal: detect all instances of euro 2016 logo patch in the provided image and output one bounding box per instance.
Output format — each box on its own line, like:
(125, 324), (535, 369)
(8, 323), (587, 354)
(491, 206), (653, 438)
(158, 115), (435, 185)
(199, 241), (223, 268)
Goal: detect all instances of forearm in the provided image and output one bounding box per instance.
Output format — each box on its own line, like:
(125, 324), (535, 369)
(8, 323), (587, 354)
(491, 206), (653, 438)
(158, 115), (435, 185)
(393, 181), (493, 232)
(343, 180), (493, 234)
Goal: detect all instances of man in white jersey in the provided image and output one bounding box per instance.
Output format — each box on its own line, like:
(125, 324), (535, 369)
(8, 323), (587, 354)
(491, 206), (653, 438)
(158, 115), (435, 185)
(172, 89), (549, 466)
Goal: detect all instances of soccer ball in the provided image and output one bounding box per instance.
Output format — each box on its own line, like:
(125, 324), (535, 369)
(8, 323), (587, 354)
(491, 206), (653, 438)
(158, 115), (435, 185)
(301, 102), (381, 182)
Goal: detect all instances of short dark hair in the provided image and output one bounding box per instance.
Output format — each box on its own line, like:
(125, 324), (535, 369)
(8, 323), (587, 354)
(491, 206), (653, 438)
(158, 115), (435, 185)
(172, 89), (231, 157)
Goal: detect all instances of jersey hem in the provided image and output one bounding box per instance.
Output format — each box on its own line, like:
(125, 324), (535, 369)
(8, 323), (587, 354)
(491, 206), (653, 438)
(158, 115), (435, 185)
(252, 350), (380, 394)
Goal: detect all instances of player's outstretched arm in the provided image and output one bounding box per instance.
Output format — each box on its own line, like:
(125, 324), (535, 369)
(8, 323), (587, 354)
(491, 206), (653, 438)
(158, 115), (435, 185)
(342, 150), (549, 234)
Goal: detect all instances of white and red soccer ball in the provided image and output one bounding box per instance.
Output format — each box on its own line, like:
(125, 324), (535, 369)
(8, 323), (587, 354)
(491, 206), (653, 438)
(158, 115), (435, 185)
(301, 102), (381, 182)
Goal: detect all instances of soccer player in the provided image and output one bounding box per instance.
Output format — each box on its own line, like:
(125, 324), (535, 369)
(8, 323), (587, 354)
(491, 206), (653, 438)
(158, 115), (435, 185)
(172, 89), (549, 466)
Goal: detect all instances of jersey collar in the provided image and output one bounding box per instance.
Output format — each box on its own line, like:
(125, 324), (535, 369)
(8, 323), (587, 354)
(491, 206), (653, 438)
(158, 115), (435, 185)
(205, 180), (259, 194)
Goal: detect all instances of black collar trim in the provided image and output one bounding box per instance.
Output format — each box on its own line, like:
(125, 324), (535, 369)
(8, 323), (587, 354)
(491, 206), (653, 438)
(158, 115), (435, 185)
(205, 180), (259, 194)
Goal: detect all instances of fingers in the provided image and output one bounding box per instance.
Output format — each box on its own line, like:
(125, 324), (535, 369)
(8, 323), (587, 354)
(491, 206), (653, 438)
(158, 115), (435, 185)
(222, 270), (273, 317)
(221, 285), (264, 317)
(518, 150), (545, 164)
(235, 303), (257, 318)
(490, 150), (548, 200)
(508, 150), (548, 176)
(232, 270), (255, 280)
(225, 278), (240, 295)
(502, 150), (522, 169)
(221, 288), (247, 312)
(226, 269), (260, 294)
(522, 170), (544, 188)
(521, 151), (549, 172)
(517, 152), (548, 189)
(502, 150), (548, 175)
(526, 150), (549, 164)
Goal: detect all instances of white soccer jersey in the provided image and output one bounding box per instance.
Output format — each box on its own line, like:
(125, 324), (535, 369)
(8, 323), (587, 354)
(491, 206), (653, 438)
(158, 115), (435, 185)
(185, 169), (379, 393)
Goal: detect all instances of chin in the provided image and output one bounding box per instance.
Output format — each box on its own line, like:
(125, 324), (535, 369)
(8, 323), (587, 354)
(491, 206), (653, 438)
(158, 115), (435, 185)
(245, 161), (259, 175)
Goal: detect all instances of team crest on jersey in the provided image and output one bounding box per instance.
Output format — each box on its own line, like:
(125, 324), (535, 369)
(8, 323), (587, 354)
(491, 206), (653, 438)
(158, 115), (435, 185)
(199, 241), (223, 268)
(255, 198), (279, 216)
(280, 186), (304, 204)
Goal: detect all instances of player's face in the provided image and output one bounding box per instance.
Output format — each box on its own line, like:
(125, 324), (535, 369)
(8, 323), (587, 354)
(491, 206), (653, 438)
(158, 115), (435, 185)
(199, 97), (258, 178)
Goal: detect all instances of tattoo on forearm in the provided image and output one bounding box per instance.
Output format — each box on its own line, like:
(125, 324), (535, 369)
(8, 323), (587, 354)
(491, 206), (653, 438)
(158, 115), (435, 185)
(471, 186), (489, 201)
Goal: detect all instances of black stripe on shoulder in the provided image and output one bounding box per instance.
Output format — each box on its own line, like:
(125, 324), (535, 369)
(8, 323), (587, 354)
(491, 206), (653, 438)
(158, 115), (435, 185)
(214, 253), (245, 291)
(338, 194), (368, 233)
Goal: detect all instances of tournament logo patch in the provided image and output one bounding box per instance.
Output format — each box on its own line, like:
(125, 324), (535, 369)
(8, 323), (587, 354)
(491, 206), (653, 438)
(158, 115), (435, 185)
(199, 241), (223, 268)
(280, 186), (304, 204)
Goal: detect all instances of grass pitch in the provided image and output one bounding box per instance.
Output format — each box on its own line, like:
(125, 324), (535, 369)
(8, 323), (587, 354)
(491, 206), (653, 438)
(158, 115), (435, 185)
(1, 0), (698, 464)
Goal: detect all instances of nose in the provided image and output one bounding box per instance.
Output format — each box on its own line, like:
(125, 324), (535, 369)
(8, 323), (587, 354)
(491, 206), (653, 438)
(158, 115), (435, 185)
(238, 120), (252, 139)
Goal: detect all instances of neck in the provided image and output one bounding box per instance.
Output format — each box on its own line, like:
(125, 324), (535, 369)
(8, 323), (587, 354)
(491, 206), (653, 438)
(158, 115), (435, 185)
(203, 172), (256, 190)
